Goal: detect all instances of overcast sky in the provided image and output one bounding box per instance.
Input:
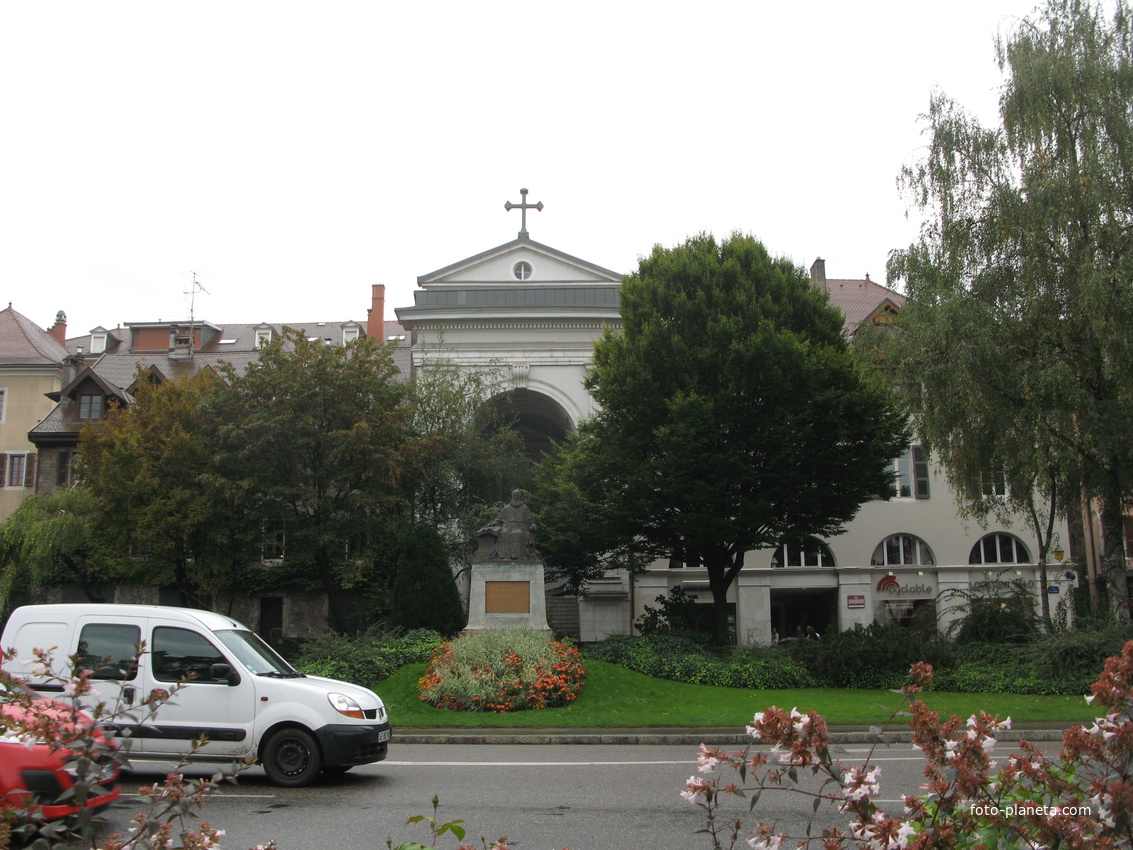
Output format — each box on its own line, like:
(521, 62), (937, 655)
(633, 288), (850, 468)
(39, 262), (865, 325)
(1, 1), (1044, 339)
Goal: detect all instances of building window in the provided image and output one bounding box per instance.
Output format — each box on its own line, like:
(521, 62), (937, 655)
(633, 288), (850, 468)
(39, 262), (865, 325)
(79, 394), (103, 419)
(0, 387), (6, 423)
(513, 261), (533, 280)
(981, 469), (1009, 498)
(7, 454), (24, 487)
(875, 599), (937, 633)
(969, 533), (1031, 565)
(871, 533), (935, 567)
(772, 537), (836, 568)
(2, 452), (35, 488)
(255, 329), (273, 348)
(891, 446), (930, 498)
(90, 333), (107, 354)
(343, 327), (360, 345)
(57, 449), (75, 486)
(261, 521), (286, 563)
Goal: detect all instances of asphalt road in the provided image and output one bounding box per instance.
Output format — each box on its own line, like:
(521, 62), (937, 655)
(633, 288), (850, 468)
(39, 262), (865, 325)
(88, 738), (1061, 850)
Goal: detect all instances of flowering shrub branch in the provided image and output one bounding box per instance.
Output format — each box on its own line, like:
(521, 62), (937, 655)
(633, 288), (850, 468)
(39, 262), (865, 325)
(0, 647), (276, 850)
(683, 647), (1133, 849)
(386, 795), (560, 850)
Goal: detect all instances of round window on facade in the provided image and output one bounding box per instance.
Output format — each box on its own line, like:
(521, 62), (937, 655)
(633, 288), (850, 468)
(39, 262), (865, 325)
(968, 533), (1031, 565)
(771, 537), (836, 568)
(513, 261), (533, 280)
(870, 533), (935, 567)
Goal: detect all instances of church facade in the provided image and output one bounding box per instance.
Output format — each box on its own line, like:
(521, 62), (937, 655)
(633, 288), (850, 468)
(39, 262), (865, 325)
(395, 198), (1074, 644)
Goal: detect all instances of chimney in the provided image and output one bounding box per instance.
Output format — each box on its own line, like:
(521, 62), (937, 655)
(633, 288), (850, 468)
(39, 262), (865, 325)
(49, 310), (67, 345)
(366, 284), (385, 340)
(61, 348), (83, 387)
(809, 258), (827, 289)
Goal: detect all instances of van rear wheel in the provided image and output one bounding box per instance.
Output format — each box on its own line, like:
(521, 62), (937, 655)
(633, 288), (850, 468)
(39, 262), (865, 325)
(262, 728), (322, 787)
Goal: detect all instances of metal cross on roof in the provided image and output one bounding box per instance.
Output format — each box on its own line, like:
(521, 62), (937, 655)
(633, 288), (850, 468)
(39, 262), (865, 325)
(504, 188), (543, 239)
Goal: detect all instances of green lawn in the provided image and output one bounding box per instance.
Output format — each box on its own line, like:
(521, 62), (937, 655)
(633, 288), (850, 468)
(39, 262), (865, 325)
(379, 660), (1096, 729)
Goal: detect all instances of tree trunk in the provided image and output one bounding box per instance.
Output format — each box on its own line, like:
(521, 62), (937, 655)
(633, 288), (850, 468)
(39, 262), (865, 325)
(316, 545), (348, 632)
(703, 546), (742, 646)
(1101, 481), (1130, 622)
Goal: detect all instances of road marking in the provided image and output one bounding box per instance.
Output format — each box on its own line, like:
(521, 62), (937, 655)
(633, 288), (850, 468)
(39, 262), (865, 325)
(123, 793), (277, 800)
(382, 766), (688, 770)
(388, 751), (1022, 768)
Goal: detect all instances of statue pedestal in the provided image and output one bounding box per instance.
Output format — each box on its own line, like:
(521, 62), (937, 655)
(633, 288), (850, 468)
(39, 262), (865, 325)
(464, 561), (551, 632)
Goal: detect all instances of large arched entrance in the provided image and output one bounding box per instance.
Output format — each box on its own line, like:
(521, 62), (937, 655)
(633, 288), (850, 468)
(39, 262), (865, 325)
(485, 388), (574, 463)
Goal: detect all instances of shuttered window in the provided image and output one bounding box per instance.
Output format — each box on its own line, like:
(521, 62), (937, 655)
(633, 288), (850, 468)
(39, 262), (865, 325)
(892, 446), (930, 499)
(3, 453), (35, 487)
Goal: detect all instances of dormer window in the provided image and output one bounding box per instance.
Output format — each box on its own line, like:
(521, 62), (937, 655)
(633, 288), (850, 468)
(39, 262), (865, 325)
(343, 326), (361, 345)
(90, 332), (107, 354)
(79, 394), (103, 420)
(255, 328), (273, 348)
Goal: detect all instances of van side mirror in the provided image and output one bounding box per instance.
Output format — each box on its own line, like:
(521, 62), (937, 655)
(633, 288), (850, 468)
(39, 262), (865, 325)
(210, 663), (240, 686)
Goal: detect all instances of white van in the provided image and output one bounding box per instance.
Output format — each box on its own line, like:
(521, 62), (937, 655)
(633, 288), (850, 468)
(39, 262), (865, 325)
(0, 604), (391, 787)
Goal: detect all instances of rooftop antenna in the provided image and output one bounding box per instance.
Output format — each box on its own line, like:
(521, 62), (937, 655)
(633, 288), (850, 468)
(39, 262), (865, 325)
(179, 271), (211, 361)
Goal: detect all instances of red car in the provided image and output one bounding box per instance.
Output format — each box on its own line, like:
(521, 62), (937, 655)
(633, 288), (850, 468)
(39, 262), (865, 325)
(0, 678), (121, 820)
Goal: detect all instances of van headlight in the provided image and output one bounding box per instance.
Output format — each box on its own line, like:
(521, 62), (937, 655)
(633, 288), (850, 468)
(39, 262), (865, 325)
(327, 693), (364, 719)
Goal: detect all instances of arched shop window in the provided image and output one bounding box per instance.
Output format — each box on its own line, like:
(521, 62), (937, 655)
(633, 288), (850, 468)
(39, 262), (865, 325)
(871, 534), (935, 567)
(968, 533), (1031, 565)
(772, 538), (836, 568)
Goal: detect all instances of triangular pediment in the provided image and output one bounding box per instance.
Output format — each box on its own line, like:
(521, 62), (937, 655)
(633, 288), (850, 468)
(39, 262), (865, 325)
(417, 238), (622, 288)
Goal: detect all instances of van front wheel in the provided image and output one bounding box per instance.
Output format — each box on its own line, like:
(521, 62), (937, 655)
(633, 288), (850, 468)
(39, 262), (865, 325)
(262, 728), (322, 787)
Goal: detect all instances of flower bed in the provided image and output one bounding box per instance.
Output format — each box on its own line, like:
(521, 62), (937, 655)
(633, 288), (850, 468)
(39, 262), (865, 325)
(418, 629), (585, 712)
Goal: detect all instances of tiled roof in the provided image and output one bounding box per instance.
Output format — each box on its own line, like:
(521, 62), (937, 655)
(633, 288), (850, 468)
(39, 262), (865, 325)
(32, 314), (413, 443)
(28, 404), (72, 436)
(66, 320), (407, 356)
(820, 277), (906, 333)
(0, 306), (69, 367)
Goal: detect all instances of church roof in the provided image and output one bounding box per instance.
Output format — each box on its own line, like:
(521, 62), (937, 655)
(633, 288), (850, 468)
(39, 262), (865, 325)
(417, 238), (622, 286)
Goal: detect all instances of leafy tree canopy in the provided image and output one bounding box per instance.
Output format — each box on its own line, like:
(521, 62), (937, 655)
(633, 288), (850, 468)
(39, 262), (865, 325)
(401, 361), (528, 569)
(537, 233), (908, 642)
(78, 369), (241, 603)
(212, 328), (418, 630)
(887, 0), (1133, 618)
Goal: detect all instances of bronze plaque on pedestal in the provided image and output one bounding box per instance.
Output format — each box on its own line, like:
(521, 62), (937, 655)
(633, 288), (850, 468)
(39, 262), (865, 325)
(485, 581), (531, 614)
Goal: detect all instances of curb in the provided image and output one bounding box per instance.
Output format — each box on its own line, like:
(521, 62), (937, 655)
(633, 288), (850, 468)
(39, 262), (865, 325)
(395, 726), (1070, 746)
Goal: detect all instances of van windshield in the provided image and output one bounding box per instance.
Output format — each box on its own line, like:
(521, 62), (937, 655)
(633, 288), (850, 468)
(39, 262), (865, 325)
(214, 630), (303, 677)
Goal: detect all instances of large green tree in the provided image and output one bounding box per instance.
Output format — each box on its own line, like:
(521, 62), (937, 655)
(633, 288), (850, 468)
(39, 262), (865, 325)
(212, 328), (417, 631)
(888, 0), (1133, 618)
(79, 370), (245, 604)
(401, 361), (528, 570)
(537, 233), (909, 643)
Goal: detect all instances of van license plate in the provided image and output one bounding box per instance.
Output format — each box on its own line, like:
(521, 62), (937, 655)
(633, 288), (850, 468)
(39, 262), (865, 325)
(379, 729), (391, 742)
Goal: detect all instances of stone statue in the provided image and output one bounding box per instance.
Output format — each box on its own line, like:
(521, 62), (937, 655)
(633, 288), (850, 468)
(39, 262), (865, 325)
(477, 489), (538, 561)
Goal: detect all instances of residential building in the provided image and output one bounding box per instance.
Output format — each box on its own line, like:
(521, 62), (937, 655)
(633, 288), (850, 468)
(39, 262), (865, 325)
(0, 306), (69, 521)
(23, 286), (409, 637)
(30, 286), (406, 499)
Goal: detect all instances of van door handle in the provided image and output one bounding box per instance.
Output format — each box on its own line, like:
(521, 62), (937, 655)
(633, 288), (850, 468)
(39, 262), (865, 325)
(122, 686), (135, 706)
